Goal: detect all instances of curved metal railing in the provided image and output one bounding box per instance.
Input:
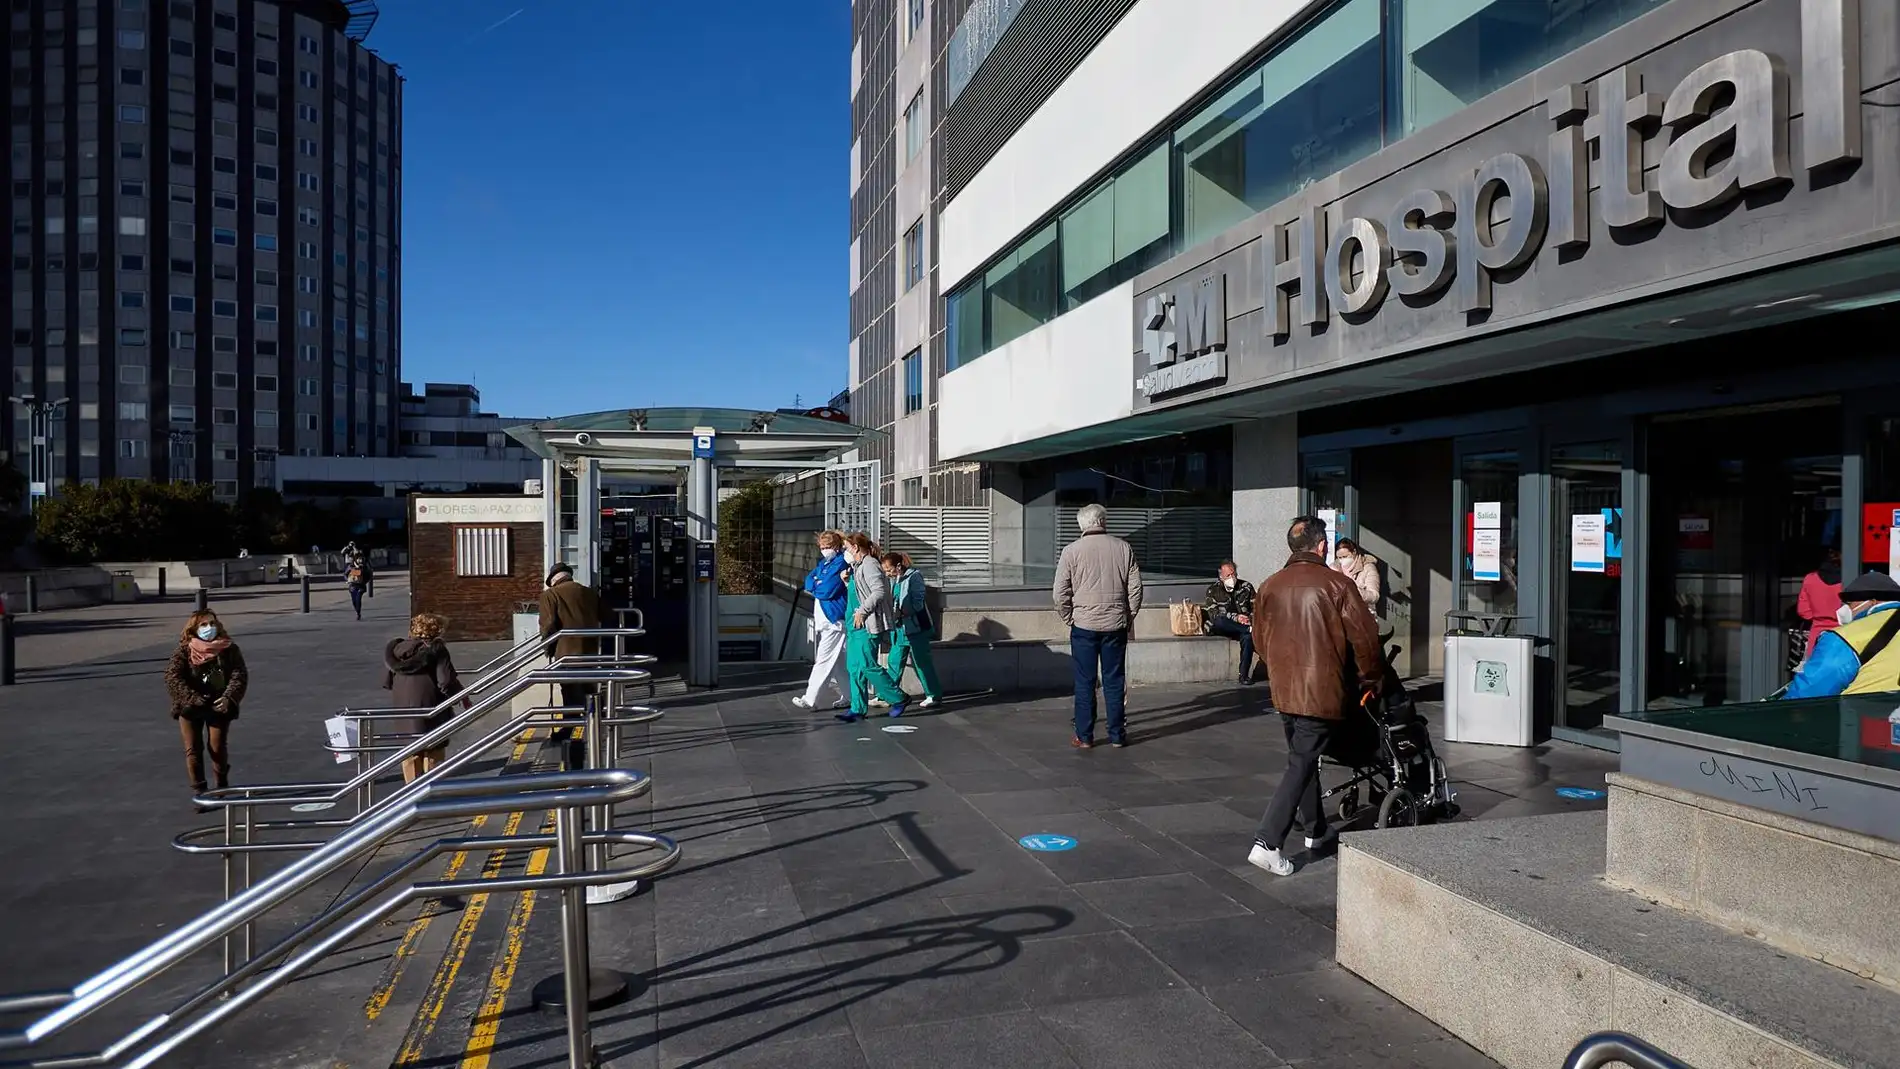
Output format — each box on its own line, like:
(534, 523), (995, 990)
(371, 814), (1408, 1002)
(0, 769), (681, 1069)
(1562, 1032), (1696, 1069)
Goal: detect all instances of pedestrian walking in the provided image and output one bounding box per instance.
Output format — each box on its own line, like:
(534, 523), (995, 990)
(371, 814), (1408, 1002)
(1247, 515), (1383, 876)
(792, 530), (852, 711)
(346, 556), (371, 620)
(538, 562), (604, 769)
(382, 612), (466, 783)
(1054, 503), (1143, 749)
(1795, 547), (1844, 660)
(882, 551), (942, 708)
(838, 533), (908, 723)
(1203, 560), (1259, 685)
(165, 609), (249, 805)
(1784, 571), (1900, 698)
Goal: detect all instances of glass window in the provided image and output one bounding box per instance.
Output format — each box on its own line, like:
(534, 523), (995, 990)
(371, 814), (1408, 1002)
(118, 401), (148, 420)
(1175, 0), (1384, 250)
(213, 372), (238, 390)
(1394, 0), (1656, 136)
(903, 220), (925, 292)
(946, 278), (984, 371)
(1059, 140), (1170, 308)
(903, 349), (923, 414)
(908, 0), (926, 41)
(1460, 448), (1518, 616)
(985, 221), (1059, 352)
(904, 91), (925, 163)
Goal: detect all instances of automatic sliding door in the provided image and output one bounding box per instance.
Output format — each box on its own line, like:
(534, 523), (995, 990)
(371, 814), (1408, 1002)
(1553, 443), (1623, 734)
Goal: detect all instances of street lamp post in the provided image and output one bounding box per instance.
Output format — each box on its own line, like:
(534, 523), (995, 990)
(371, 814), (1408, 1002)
(7, 394), (70, 514)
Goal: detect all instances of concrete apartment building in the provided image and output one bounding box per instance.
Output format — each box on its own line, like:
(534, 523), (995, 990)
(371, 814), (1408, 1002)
(6, 0), (402, 501)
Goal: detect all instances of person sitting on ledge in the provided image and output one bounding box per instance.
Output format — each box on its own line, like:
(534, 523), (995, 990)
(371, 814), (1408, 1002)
(1783, 571), (1900, 699)
(1202, 560), (1258, 686)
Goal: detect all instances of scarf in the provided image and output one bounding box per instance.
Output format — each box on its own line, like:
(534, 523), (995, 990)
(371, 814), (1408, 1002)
(189, 636), (233, 667)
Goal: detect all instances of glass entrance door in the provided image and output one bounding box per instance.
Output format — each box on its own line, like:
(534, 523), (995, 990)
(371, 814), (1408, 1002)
(1552, 443), (1624, 733)
(1646, 406), (1842, 707)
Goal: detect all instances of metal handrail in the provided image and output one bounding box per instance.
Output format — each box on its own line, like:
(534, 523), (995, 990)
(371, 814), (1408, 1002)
(1563, 1033), (1696, 1069)
(0, 769), (678, 1069)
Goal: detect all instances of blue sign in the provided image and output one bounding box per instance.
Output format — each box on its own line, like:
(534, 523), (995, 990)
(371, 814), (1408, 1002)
(1602, 508), (1623, 560)
(691, 433), (715, 459)
(1018, 834), (1077, 852)
(1555, 787), (1606, 801)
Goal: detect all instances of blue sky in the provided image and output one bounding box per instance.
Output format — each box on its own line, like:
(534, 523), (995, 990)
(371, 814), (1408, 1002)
(364, 2), (851, 419)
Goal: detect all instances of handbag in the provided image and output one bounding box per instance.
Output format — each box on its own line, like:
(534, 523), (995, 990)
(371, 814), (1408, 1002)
(1170, 601), (1205, 637)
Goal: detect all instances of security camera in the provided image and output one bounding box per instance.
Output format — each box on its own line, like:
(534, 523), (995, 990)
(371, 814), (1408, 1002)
(574, 432), (594, 446)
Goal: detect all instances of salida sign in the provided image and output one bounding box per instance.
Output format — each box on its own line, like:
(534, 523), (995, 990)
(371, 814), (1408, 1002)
(1137, 0), (1864, 401)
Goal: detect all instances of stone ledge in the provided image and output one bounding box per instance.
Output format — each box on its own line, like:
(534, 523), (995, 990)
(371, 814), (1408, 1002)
(1336, 812), (1897, 1069)
(1606, 773), (1900, 987)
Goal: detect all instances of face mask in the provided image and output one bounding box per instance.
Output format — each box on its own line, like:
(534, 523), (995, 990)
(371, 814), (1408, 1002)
(195, 625), (219, 641)
(820, 548), (837, 559)
(1837, 604), (1859, 626)
(1221, 576), (1236, 589)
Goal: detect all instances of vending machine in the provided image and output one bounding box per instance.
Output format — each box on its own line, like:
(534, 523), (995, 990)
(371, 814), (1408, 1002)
(597, 508), (691, 662)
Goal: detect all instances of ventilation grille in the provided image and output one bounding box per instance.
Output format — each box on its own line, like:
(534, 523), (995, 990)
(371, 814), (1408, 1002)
(885, 506), (993, 572)
(1054, 506), (1232, 578)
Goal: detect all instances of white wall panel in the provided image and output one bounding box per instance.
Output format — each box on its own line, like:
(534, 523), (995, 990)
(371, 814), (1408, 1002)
(938, 282), (1134, 459)
(939, 0), (1311, 287)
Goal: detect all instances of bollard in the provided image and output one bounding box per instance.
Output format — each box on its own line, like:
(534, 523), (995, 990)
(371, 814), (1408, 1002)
(195, 589), (209, 613)
(300, 574), (311, 614)
(0, 615), (14, 686)
(221, 561), (229, 589)
(23, 576), (37, 614)
(366, 571), (374, 599)
(158, 567), (167, 599)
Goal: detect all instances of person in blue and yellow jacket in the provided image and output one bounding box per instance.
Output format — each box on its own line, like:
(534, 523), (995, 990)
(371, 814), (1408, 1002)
(1784, 572), (1900, 699)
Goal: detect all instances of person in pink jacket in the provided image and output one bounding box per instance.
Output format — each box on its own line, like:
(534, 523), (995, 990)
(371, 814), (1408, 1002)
(1796, 548), (1844, 660)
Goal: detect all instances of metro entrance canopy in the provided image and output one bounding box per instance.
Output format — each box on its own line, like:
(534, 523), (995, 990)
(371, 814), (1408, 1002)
(507, 408), (882, 687)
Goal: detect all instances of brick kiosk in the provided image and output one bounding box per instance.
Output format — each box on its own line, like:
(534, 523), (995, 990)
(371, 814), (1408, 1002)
(408, 495), (547, 641)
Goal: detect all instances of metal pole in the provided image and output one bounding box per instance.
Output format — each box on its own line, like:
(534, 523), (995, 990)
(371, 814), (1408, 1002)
(195, 589), (209, 613)
(584, 692), (607, 872)
(220, 561), (229, 590)
(555, 805), (594, 1069)
(23, 576), (36, 614)
(0, 615), (14, 686)
(158, 567), (167, 599)
(366, 570), (374, 598)
(300, 574), (310, 614)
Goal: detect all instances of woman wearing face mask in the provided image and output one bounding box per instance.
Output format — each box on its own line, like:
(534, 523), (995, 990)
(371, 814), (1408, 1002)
(1333, 538), (1383, 616)
(881, 551), (942, 708)
(164, 609), (249, 802)
(839, 533), (908, 722)
(794, 530), (853, 711)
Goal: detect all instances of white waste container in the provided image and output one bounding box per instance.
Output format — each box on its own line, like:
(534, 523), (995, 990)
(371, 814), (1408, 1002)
(111, 571), (138, 603)
(1444, 631), (1535, 746)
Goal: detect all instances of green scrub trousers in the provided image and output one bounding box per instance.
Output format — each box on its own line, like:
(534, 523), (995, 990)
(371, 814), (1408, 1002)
(887, 626), (942, 700)
(845, 581), (907, 715)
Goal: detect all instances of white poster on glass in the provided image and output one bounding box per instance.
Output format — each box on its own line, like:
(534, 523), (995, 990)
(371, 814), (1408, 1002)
(1472, 502), (1503, 530)
(1317, 508), (1340, 565)
(1571, 514), (1607, 573)
(1473, 528), (1503, 582)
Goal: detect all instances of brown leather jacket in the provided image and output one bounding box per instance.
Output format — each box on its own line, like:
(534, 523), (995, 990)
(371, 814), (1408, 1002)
(1251, 552), (1383, 719)
(538, 579), (604, 658)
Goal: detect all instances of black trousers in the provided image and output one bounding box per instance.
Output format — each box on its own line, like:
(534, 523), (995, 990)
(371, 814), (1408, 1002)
(556, 682), (595, 770)
(1253, 712), (1333, 850)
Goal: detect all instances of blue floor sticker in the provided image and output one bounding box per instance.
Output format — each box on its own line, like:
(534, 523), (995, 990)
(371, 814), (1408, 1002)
(1555, 787), (1606, 800)
(1019, 834), (1077, 852)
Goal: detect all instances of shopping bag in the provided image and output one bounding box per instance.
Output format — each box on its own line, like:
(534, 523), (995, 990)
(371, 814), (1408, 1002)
(1169, 601), (1205, 637)
(324, 715), (360, 765)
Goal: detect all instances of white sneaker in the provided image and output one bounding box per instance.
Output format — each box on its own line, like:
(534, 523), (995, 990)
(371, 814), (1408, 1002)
(918, 696), (938, 709)
(830, 698), (851, 710)
(1247, 843), (1294, 876)
(791, 696), (813, 709)
(869, 698), (892, 708)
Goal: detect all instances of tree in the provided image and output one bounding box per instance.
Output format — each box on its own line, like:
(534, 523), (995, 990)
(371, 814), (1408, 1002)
(717, 482), (775, 595)
(35, 480), (238, 563)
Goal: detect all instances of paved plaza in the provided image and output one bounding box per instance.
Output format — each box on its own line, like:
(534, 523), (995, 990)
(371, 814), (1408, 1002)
(0, 582), (1621, 1068)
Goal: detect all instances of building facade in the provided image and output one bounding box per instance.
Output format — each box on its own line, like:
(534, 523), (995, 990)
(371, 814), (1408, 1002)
(929, 0), (1900, 744)
(6, 0), (402, 501)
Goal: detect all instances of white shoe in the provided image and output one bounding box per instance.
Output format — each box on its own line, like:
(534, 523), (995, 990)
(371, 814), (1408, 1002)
(918, 696), (938, 709)
(869, 698), (891, 708)
(1247, 843), (1294, 876)
(791, 697), (813, 709)
(829, 698), (851, 710)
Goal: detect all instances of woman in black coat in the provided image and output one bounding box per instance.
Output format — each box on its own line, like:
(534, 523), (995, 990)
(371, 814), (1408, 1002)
(164, 609), (249, 802)
(381, 613), (464, 783)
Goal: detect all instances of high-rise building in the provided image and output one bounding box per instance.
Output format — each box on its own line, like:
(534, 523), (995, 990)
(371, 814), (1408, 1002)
(6, 0), (402, 502)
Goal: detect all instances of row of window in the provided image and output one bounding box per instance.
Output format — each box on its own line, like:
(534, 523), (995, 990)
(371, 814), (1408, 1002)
(943, 0), (1659, 370)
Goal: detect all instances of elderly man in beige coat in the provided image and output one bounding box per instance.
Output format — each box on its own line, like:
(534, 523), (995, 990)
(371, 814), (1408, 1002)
(1054, 503), (1144, 749)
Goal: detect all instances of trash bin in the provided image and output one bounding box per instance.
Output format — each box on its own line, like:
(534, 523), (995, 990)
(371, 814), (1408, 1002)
(110, 571), (138, 604)
(1443, 611), (1534, 747)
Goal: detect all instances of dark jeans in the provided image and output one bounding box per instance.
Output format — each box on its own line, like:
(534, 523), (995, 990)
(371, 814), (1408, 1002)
(1208, 617), (1255, 677)
(1070, 627), (1128, 743)
(1254, 712), (1333, 850)
(179, 711), (233, 793)
(557, 682), (595, 770)
(349, 585), (364, 616)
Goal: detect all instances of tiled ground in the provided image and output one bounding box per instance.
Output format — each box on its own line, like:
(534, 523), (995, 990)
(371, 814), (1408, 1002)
(474, 666), (1621, 1068)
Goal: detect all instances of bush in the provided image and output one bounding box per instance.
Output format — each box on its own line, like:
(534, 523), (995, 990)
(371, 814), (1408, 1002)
(35, 480), (238, 562)
(717, 482), (775, 595)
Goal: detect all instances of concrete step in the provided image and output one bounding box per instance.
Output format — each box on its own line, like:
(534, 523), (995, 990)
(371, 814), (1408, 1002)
(1335, 811), (1899, 1069)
